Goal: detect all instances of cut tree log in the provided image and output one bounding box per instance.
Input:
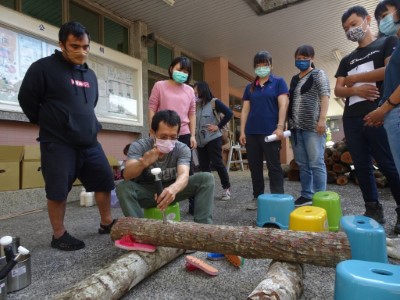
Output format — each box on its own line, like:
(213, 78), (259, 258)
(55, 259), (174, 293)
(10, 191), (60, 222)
(331, 151), (341, 162)
(376, 176), (388, 188)
(332, 163), (351, 174)
(247, 260), (303, 300)
(324, 147), (333, 159)
(340, 151), (353, 165)
(327, 171), (338, 184)
(287, 169), (300, 181)
(111, 218), (351, 267)
(289, 159), (299, 171)
(54, 247), (184, 300)
(336, 175), (349, 186)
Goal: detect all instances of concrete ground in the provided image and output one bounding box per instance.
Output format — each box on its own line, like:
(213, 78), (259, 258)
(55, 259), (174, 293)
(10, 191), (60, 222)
(1, 169), (399, 300)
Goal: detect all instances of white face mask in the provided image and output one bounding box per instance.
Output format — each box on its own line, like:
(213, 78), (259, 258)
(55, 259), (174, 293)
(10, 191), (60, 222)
(155, 138), (177, 153)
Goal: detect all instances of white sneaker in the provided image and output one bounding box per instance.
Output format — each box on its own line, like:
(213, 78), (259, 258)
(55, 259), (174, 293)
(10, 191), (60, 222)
(221, 188), (231, 201)
(246, 198), (258, 210)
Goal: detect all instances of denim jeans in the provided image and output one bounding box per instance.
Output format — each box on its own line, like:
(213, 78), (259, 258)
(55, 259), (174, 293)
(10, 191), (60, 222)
(116, 172), (215, 224)
(384, 105), (400, 176)
(343, 117), (400, 206)
(245, 134), (284, 198)
(290, 130), (326, 199)
(197, 136), (230, 189)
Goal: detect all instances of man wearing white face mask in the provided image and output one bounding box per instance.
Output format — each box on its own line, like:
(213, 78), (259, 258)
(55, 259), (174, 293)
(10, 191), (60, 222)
(116, 110), (214, 224)
(334, 6), (400, 229)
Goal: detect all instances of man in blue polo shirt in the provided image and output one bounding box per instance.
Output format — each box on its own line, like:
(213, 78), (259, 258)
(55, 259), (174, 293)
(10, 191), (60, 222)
(239, 50), (289, 210)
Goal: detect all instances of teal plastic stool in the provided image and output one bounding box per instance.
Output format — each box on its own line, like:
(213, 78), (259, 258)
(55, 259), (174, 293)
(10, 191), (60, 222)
(256, 194), (294, 229)
(144, 202), (180, 221)
(312, 191), (343, 232)
(334, 260), (400, 300)
(340, 215), (387, 263)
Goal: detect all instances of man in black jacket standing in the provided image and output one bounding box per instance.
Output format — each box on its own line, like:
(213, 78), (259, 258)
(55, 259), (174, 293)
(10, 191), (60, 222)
(18, 21), (116, 251)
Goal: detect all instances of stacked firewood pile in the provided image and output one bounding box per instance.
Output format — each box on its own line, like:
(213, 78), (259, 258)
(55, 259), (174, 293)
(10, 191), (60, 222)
(287, 141), (388, 187)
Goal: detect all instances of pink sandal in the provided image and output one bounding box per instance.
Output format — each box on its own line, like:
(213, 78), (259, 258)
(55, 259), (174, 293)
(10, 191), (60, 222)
(185, 255), (218, 276)
(115, 235), (156, 252)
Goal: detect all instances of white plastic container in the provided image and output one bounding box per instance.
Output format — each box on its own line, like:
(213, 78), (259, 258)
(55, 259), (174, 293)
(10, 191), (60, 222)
(84, 192), (95, 207)
(79, 188), (86, 206)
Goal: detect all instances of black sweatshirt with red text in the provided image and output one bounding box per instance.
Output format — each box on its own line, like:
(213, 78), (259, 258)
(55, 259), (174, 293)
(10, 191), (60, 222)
(18, 50), (101, 147)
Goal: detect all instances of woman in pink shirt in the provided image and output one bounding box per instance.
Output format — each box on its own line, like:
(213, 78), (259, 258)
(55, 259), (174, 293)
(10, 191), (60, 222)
(148, 56), (197, 213)
(149, 56), (197, 148)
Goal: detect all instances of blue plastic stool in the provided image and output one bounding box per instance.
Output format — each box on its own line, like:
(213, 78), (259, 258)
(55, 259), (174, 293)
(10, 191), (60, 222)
(312, 191), (343, 232)
(256, 194), (294, 229)
(334, 260), (400, 300)
(340, 215), (387, 263)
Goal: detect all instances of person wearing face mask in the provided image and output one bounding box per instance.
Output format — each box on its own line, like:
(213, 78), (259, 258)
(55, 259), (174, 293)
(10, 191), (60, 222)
(334, 6), (400, 231)
(116, 110), (214, 225)
(148, 56), (197, 215)
(288, 45), (330, 207)
(240, 51), (289, 210)
(364, 0), (400, 234)
(18, 22), (116, 251)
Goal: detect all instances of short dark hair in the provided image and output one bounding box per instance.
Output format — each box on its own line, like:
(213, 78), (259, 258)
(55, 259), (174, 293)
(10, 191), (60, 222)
(375, 0), (400, 22)
(193, 81), (214, 106)
(59, 21), (90, 44)
(123, 143), (130, 156)
(294, 45), (316, 68)
(168, 56), (192, 83)
(253, 51), (272, 68)
(342, 6), (369, 24)
(151, 110), (181, 133)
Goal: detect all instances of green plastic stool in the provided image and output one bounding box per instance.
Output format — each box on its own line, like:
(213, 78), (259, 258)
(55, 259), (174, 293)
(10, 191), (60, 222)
(312, 191), (343, 232)
(143, 202), (180, 222)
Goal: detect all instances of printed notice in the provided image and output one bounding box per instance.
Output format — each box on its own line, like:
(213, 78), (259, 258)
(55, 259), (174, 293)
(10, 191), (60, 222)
(347, 61), (376, 106)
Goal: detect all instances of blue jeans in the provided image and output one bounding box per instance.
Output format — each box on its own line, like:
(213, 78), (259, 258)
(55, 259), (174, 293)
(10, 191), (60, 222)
(384, 106), (400, 176)
(290, 130), (326, 199)
(343, 117), (400, 206)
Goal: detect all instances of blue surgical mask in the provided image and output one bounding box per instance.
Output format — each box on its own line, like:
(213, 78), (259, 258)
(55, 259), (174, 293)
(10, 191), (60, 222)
(255, 66), (271, 78)
(379, 13), (400, 36)
(295, 59), (311, 71)
(172, 70), (188, 83)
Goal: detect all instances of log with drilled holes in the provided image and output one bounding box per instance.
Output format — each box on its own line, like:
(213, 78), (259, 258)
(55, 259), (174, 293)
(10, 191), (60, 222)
(111, 217), (351, 267)
(247, 260), (303, 300)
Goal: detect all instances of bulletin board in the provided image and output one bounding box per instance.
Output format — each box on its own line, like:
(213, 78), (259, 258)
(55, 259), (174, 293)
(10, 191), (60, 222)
(0, 6), (143, 126)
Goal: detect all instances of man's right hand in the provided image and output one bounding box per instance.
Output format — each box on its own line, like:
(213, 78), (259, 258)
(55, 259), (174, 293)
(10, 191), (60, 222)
(138, 147), (160, 168)
(355, 84), (380, 101)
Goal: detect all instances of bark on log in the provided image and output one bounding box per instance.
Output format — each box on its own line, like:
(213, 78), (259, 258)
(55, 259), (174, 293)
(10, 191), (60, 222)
(340, 151), (353, 165)
(247, 261), (303, 300)
(289, 159), (299, 171)
(111, 218), (351, 267)
(287, 169), (300, 181)
(336, 175), (349, 186)
(325, 157), (334, 170)
(54, 247), (184, 300)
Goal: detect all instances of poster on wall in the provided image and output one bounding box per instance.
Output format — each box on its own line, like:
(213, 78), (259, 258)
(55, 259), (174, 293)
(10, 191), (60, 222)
(0, 24), (139, 125)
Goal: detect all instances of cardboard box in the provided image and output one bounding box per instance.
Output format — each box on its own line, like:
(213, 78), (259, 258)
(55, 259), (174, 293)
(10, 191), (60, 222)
(0, 146), (24, 191)
(21, 145), (45, 189)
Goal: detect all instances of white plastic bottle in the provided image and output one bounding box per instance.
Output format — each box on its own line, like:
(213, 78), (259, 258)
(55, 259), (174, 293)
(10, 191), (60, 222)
(79, 188), (86, 206)
(84, 191), (95, 207)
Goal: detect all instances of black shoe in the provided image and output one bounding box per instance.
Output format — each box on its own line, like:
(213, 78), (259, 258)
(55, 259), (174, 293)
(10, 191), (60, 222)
(98, 219), (117, 234)
(51, 231), (85, 251)
(294, 196), (312, 207)
(394, 207), (400, 235)
(364, 202), (385, 224)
